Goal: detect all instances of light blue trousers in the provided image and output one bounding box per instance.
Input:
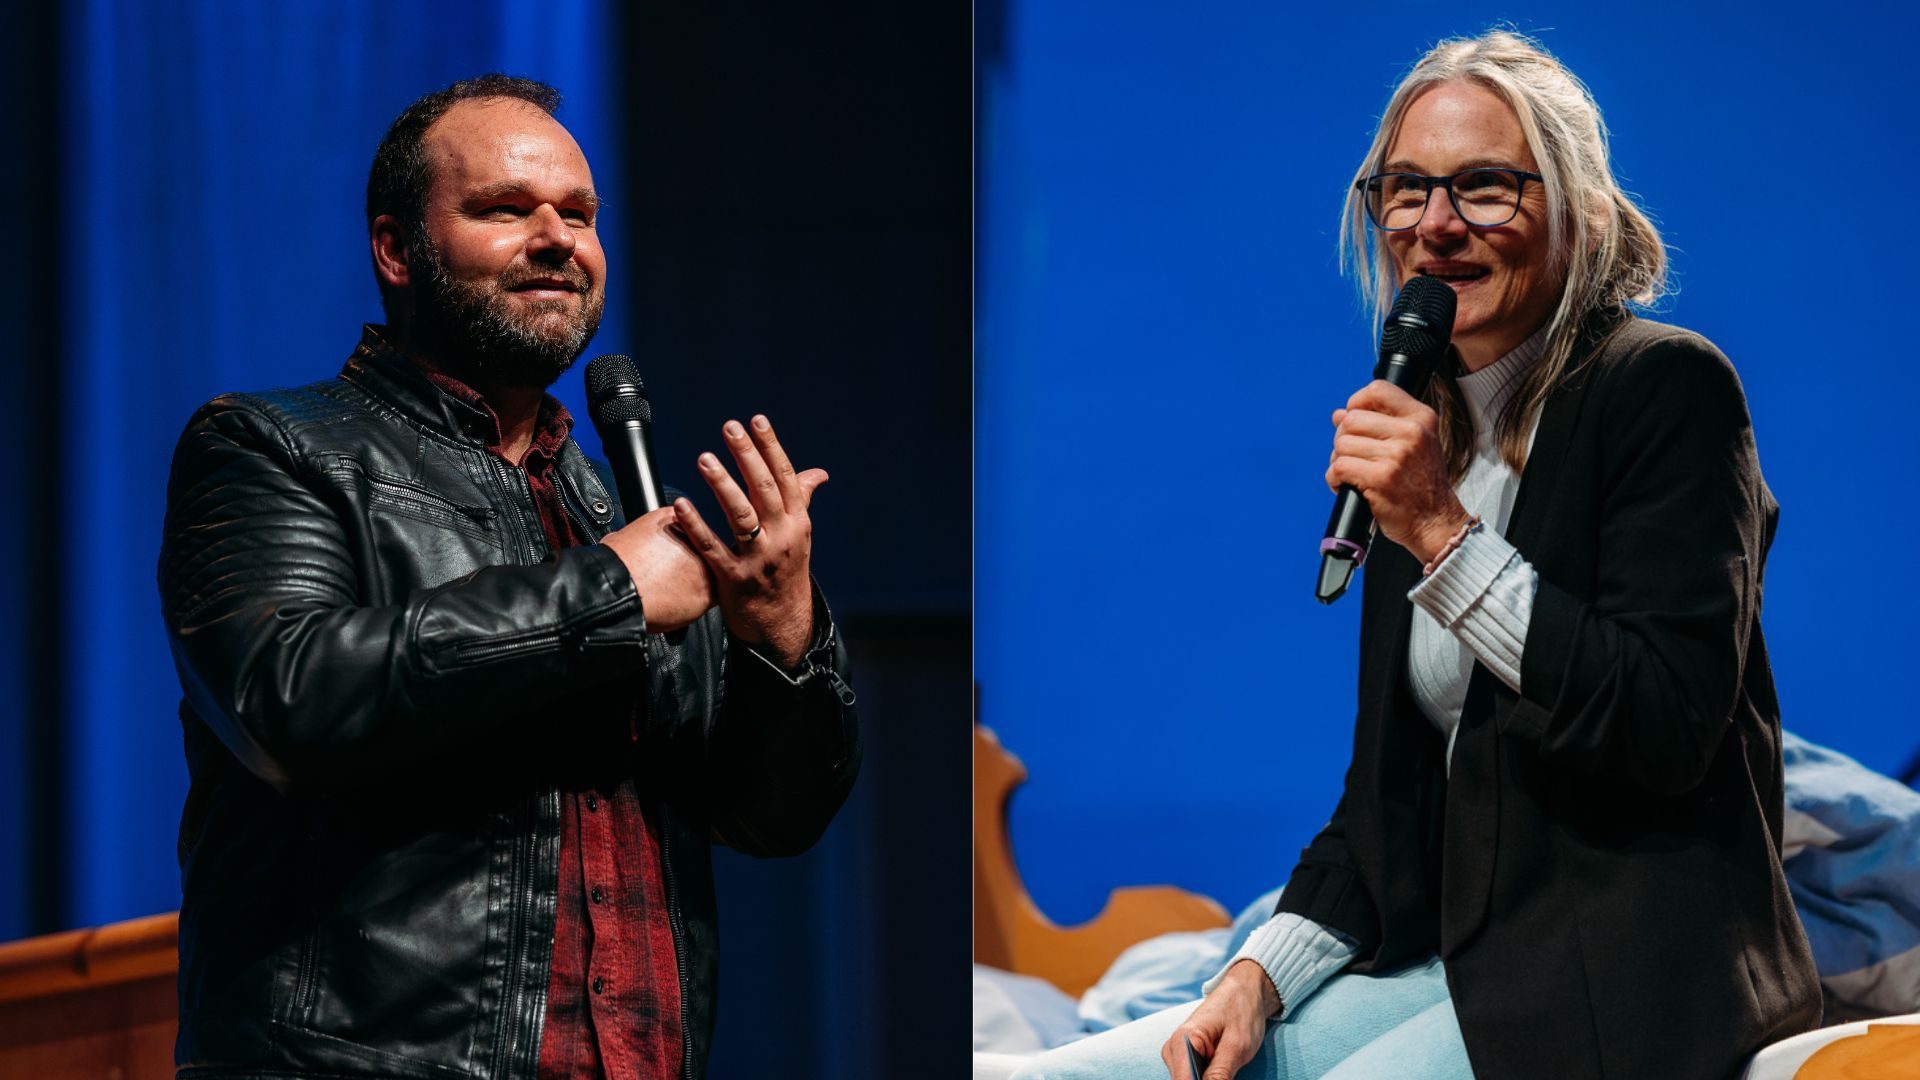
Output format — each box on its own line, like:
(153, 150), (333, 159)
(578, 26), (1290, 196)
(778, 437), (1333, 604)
(1010, 956), (1472, 1080)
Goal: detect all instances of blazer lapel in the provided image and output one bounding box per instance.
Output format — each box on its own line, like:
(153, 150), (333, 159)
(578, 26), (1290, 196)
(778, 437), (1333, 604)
(1439, 323), (1610, 955)
(1505, 326), (1607, 558)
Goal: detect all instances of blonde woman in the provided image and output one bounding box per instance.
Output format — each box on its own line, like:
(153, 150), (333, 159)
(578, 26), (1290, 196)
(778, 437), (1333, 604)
(1016, 30), (1819, 1080)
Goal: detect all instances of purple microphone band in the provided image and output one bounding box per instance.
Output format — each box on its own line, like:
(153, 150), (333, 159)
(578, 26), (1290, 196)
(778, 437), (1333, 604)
(1321, 536), (1367, 565)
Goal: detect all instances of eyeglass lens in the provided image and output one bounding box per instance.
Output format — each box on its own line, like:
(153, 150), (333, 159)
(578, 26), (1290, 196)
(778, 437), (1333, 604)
(1368, 170), (1524, 230)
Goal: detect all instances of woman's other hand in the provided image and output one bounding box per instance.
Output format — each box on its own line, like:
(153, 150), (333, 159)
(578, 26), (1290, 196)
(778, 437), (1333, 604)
(1160, 959), (1280, 1080)
(1326, 379), (1471, 565)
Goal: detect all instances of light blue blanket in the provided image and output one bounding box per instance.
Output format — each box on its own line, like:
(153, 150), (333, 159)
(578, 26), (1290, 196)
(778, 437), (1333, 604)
(1779, 731), (1920, 1019)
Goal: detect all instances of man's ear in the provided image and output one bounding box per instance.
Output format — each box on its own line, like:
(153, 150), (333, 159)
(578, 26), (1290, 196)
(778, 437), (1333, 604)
(371, 214), (412, 290)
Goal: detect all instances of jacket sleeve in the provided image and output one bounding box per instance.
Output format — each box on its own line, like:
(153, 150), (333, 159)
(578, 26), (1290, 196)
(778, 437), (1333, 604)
(699, 587), (862, 858)
(1274, 788), (1382, 961)
(159, 396), (654, 794)
(1510, 333), (1771, 795)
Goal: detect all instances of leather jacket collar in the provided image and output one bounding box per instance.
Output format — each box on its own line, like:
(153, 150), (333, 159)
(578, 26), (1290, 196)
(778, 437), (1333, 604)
(337, 324), (499, 443)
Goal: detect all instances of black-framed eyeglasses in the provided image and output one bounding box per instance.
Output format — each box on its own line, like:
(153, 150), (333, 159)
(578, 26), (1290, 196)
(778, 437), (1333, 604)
(1356, 168), (1544, 231)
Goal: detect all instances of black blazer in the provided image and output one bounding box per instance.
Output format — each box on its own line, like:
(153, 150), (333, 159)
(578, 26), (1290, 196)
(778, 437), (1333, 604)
(1276, 315), (1821, 1079)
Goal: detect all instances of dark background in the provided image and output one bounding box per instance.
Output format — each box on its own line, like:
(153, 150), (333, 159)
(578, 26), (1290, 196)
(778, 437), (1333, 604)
(0, 3), (968, 1078)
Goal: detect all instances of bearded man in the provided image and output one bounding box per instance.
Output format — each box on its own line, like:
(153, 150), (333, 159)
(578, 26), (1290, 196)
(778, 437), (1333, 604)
(158, 75), (859, 1080)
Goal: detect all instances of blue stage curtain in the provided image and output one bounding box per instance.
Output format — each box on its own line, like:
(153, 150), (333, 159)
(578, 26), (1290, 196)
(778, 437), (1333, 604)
(3, 4), (967, 1077)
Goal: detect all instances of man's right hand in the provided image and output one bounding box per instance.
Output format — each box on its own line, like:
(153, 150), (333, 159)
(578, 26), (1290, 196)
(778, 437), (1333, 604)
(1160, 960), (1280, 1080)
(599, 506), (715, 633)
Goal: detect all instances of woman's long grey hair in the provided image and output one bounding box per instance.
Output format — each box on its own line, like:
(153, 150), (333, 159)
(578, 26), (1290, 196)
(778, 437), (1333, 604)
(1340, 30), (1667, 479)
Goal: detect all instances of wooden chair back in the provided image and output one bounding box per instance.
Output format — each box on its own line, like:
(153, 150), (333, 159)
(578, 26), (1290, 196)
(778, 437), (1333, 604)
(974, 723), (1230, 998)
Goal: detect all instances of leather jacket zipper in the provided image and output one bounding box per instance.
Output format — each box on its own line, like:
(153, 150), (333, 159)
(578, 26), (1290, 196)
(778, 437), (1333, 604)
(291, 928), (319, 1023)
(804, 596), (857, 708)
(487, 456), (540, 561)
(482, 451), (549, 1078)
(658, 804), (695, 1080)
(490, 790), (553, 1079)
(821, 666), (857, 707)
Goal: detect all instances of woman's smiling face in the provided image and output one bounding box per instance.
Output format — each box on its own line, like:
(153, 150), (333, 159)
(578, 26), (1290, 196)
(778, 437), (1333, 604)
(1382, 81), (1561, 371)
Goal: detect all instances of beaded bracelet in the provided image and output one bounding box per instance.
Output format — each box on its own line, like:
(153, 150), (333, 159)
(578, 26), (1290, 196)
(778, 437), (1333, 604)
(1422, 514), (1484, 576)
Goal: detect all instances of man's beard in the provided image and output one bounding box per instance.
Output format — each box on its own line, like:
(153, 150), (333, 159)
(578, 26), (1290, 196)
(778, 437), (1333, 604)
(404, 234), (605, 390)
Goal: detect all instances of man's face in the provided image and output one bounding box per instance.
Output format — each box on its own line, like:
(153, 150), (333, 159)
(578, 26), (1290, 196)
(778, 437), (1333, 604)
(404, 98), (608, 388)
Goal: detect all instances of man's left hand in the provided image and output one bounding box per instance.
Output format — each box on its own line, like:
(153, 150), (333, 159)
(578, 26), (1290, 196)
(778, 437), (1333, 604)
(673, 415), (827, 670)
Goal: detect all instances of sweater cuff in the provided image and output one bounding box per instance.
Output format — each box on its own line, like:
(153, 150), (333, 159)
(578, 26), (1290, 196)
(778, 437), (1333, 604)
(1408, 526), (1535, 693)
(1200, 912), (1356, 1018)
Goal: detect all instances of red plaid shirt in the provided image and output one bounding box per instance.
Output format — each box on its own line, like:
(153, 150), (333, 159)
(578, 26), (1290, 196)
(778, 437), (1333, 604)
(425, 369), (685, 1080)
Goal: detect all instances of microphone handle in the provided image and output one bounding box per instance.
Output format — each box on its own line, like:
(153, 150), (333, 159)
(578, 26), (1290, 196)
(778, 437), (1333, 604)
(1375, 350), (1427, 389)
(1322, 488), (1374, 559)
(602, 419), (666, 515)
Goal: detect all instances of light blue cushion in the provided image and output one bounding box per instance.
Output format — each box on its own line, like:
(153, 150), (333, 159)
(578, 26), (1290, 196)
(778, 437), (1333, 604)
(1780, 731), (1920, 1016)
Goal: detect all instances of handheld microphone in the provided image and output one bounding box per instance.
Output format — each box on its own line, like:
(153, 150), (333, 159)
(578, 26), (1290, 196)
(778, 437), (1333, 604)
(1315, 275), (1457, 604)
(584, 355), (666, 517)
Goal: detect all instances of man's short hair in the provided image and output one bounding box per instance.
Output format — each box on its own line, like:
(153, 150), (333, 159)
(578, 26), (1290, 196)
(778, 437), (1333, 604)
(365, 74), (563, 320)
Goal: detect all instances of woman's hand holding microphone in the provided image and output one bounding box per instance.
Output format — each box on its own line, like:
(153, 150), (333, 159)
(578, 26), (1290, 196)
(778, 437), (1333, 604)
(1326, 379), (1473, 567)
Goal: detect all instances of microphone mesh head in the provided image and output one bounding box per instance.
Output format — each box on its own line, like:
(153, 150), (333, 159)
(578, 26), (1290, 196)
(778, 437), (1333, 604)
(1396, 274), (1457, 330)
(584, 355), (652, 424)
(1381, 276), (1458, 359)
(585, 354), (644, 404)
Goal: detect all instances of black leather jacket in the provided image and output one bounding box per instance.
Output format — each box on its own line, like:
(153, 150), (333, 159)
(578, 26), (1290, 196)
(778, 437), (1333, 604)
(158, 327), (860, 1080)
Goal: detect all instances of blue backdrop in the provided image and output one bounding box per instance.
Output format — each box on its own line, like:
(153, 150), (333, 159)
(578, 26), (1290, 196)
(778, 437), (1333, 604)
(1, 3), (969, 1077)
(977, 3), (1920, 928)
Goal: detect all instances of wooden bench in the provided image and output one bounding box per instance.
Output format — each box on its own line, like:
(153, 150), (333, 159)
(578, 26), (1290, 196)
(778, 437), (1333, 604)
(0, 910), (179, 1079)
